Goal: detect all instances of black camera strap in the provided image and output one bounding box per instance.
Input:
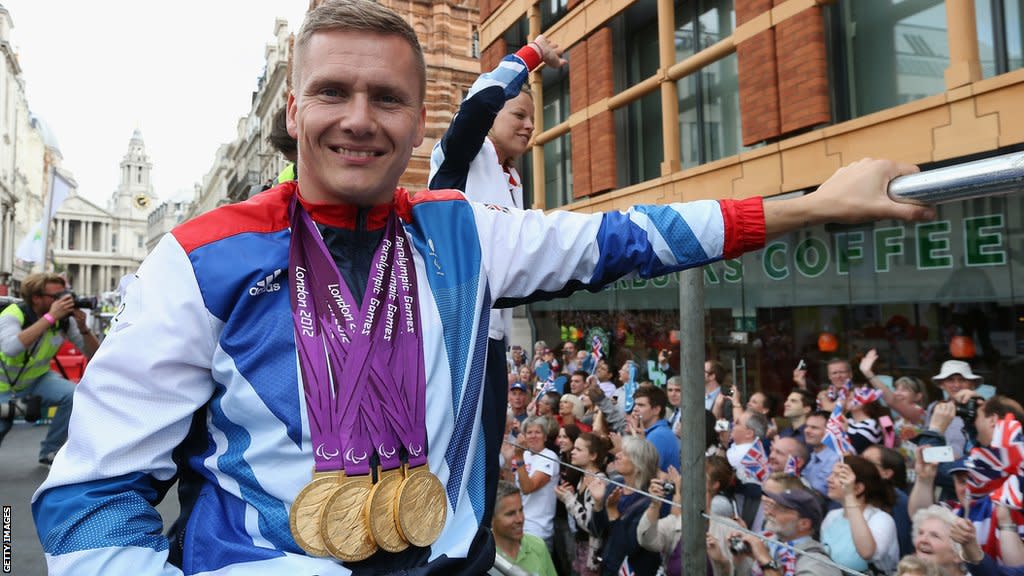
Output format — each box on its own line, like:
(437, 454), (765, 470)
(1, 304), (49, 393)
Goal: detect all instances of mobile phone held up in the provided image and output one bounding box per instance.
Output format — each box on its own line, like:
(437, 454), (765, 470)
(796, 359), (806, 371)
(922, 445), (955, 464)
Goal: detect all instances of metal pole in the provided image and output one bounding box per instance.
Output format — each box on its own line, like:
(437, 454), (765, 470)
(679, 267), (706, 575)
(888, 150), (1024, 204)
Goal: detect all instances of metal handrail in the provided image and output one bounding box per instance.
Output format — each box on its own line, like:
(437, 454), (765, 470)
(889, 151), (1024, 204)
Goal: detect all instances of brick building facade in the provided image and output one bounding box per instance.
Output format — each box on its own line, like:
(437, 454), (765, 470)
(476, 0), (1024, 427)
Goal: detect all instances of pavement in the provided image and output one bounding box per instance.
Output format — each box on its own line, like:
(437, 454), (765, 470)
(1, 421), (180, 576)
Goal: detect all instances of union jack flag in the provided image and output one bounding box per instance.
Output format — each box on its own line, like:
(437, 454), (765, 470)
(784, 454), (802, 476)
(966, 446), (1013, 496)
(776, 544), (797, 576)
(993, 475), (1024, 509)
(823, 403), (855, 455)
(533, 368), (558, 404)
(618, 558), (634, 576)
(991, 414), (1024, 474)
(966, 414), (1024, 496)
(741, 438), (770, 484)
(849, 386), (883, 409)
(820, 379), (852, 410)
(591, 335), (603, 362)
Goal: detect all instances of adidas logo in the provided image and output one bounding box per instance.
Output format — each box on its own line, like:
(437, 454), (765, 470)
(249, 269), (283, 296)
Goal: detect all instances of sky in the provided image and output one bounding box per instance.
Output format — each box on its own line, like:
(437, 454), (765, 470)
(4, 1), (310, 207)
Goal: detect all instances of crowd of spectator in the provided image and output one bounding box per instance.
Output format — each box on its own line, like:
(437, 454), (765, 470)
(492, 339), (1024, 576)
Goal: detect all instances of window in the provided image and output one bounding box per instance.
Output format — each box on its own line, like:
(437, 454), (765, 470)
(836, 0), (949, 118)
(614, 0), (744, 182)
(137, 234), (144, 248)
(543, 64), (573, 207)
(623, 13), (663, 185)
(976, 0), (1024, 77)
(675, 0), (744, 167)
(541, 0), (570, 30)
(111, 233), (118, 252)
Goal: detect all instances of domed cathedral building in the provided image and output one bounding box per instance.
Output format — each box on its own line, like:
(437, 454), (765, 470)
(52, 130), (156, 296)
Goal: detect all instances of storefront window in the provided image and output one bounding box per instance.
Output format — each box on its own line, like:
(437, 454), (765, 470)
(843, 0), (949, 117)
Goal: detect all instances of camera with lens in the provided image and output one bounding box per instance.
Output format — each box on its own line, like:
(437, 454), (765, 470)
(661, 480), (676, 501)
(721, 385), (733, 398)
(57, 290), (97, 309)
(0, 394), (42, 423)
(955, 396), (983, 421)
(956, 396), (984, 439)
(728, 535), (751, 555)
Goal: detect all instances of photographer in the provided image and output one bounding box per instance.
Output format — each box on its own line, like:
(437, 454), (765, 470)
(0, 273), (98, 465)
(723, 476), (841, 576)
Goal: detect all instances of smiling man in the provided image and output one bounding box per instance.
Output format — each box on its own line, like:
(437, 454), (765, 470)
(31, 1), (935, 574)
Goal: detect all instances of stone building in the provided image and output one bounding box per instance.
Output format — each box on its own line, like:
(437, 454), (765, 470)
(0, 4), (53, 292)
(52, 130), (157, 296)
(189, 18), (294, 218)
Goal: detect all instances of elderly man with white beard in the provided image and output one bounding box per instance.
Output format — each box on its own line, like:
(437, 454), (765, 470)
(725, 477), (840, 576)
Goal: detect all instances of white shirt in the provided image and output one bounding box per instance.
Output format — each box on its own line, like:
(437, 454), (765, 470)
(821, 506), (899, 574)
(520, 448), (559, 542)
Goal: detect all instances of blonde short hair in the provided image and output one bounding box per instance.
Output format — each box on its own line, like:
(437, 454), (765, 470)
(560, 394), (584, 420)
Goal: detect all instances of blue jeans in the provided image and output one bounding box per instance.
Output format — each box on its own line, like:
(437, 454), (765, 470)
(0, 370), (75, 459)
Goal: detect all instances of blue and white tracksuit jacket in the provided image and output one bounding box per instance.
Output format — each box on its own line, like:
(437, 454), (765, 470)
(32, 181), (765, 575)
(428, 44), (539, 341)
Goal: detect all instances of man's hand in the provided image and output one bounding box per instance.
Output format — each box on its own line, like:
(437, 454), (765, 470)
(49, 293), (75, 321)
(793, 366), (807, 389)
(764, 158), (935, 239)
(929, 401), (956, 434)
(952, 389), (983, 405)
(706, 534), (727, 565)
(627, 412), (646, 438)
(72, 309), (90, 332)
(530, 35), (566, 69)
(727, 531), (771, 565)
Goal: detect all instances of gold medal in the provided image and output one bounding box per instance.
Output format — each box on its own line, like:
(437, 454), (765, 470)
(395, 466), (446, 547)
(321, 474), (377, 561)
(368, 467), (409, 553)
(289, 471), (343, 557)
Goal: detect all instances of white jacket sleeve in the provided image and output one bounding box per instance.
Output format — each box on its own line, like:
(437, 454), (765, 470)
(32, 234), (217, 576)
